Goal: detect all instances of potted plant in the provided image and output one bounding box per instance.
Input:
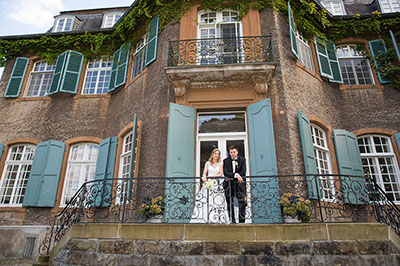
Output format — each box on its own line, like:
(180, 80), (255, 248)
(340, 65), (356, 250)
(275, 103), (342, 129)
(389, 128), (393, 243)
(280, 193), (312, 223)
(139, 196), (165, 222)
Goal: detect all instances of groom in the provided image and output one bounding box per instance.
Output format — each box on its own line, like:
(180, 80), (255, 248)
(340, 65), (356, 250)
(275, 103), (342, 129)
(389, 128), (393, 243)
(223, 145), (246, 224)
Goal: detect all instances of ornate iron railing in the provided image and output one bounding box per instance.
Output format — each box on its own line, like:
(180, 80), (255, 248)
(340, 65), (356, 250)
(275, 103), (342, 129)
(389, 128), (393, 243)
(39, 174), (400, 255)
(167, 35), (274, 67)
(366, 177), (400, 235)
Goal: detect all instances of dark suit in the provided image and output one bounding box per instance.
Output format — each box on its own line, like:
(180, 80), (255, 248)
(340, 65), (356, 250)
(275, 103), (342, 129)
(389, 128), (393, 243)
(223, 156), (247, 223)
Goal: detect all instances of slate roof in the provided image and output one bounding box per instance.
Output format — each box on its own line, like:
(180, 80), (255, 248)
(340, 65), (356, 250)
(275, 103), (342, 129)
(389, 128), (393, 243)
(47, 7), (128, 33)
(344, 0), (379, 15)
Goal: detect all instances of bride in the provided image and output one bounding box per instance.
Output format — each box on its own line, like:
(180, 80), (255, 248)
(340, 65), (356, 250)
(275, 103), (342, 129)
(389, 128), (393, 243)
(193, 149), (229, 223)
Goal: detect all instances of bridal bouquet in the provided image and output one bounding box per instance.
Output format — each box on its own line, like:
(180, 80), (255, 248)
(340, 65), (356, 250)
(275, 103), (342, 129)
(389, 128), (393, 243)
(203, 179), (213, 190)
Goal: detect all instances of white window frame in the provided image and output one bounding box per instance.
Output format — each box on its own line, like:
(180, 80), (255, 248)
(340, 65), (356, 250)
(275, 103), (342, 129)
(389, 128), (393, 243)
(131, 35), (147, 79)
(82, 56), (112, 95)
(310, 124), (335, 201)
(358, 135), (400, 203)
(116, 132), (134, 204)
(102, 12), (124, 28)
(53, 16), (75, 32)
(295, 32), (315, 72)
(197, 10), (243, 65)
(0, 144), (36, 206)
(24, 61), (55, 97)
(60, 143), (99, 206)
(337, 45), (375, 86)
(378, 0), (400, 13)
(119, 132), (133, 180)
(321, 0), (346, 15)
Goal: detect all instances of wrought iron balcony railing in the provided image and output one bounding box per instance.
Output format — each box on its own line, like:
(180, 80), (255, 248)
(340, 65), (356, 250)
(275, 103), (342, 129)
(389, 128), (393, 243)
(39, 174), (400, 255)
(167, 35), (274, 67)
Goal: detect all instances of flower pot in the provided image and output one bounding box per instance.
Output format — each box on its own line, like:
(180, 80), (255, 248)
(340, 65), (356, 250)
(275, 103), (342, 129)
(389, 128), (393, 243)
(147, 214), (163, 223)
(284, 216), (301, 223)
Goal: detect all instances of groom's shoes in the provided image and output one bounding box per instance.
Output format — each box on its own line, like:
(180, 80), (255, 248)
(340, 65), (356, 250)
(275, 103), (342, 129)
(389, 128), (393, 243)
(231, 220), (236, 224)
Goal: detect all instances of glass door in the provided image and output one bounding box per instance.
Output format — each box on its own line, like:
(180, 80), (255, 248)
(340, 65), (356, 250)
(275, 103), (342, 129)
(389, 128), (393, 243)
(191, 111), (251, 224)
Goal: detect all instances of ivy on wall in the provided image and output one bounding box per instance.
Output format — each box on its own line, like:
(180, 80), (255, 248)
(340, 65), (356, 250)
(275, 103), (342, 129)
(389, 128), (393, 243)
(0, 0), (399, 89)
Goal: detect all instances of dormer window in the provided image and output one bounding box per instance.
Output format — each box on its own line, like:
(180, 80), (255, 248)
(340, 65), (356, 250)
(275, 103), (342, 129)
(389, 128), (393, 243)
(320, 0), (346, 15)
(378, 0), (400, 13)
(53, 16), (75, 32)
(102, 12), (123, 28)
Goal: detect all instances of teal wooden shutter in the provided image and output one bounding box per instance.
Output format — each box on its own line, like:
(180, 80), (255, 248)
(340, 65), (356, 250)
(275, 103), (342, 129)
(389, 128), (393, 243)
(59, 51), (84, 94)
(326, 40), (343, 83)
(145, 15), (159, 66)
(395, 132), (400, 152)
(315, 36), (333, 79)
(93, 137), (117, 207)
(108, 43), (130, 92)
(333, 130), (367, 204)
(297, 110), (318, 199)
(108, 48), (120, 92)
(390, 31), (400, 62)
(49, 51), (68, 95)
(164, 103), (195, 223)
(247, 99), (281, 224)
(287, 2), (299, 59)
(5, 57), (29, 97)
(369, 39), (391, 84)
(126, 114), (138, 201)
(0, 144), (4, 161)
(23, 140), (65, 207)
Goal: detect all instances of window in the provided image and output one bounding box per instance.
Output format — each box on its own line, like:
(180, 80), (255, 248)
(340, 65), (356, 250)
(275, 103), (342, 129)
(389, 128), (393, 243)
(54, 17), (74, 32)
(25, 61), (55, 97)
(102, 12), (123, 28)
(197, 10), (243, 64)
(358, 135), (400, 202)
(83, 57), (112, 95)
(379, 0), (400, 13)
(337, 45), (374, 85)
(61, 143), (99, 205)
(132, 35), (147, 79)
(296, 32), (314, 72)
(0, 144), (35, 206)
(119, 132), (133, 179)
(310, 124), (334, 200)
(321, 0), (346, 15)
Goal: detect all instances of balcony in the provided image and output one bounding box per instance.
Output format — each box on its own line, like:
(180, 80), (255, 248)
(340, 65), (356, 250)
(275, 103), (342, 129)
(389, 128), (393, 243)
(39, 174), (400, 255)
(167, 35), (274, 67)
(165, 36), (276, 103)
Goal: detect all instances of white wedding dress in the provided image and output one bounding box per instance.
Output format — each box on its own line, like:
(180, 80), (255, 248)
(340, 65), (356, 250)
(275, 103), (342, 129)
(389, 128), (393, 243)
(191, 162), (230, 224)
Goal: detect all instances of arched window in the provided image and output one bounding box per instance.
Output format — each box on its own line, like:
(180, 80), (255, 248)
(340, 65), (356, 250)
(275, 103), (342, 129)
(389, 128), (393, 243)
(82, 56), (112, 95)
(53, 16), (75, 32)
(61, 143), (99, 205)
(119, 132), (133, 179)
(310, 124), (334, 200)
(357, 135), (400, 202)
(0, 144), (36, 206)
(378, 0), (400, 13)
(320, 0), (346, 15)
(102, 12), (123, 28)
(25, 61), (55, 97)
(197, 10), (243, 64)
(337, 45), (374, 86)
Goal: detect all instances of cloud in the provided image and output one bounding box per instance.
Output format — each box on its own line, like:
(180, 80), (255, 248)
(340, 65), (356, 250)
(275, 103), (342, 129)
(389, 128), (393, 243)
(6, 0), (65, 29)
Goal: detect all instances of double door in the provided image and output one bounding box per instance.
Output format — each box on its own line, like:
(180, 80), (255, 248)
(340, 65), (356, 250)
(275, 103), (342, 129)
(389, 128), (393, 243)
(194, 134), (251, 223)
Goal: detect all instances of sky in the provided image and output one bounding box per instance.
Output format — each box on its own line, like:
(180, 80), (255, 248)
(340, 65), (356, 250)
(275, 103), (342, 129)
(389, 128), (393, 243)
(0, 0), (134, 78)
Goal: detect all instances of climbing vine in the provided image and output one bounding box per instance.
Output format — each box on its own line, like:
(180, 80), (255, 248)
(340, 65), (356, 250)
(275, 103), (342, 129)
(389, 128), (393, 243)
(0, 0), (399, 89)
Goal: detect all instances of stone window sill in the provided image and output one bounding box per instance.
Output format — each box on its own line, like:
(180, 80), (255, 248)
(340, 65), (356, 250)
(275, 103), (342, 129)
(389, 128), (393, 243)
(296, 61), (322, 82)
